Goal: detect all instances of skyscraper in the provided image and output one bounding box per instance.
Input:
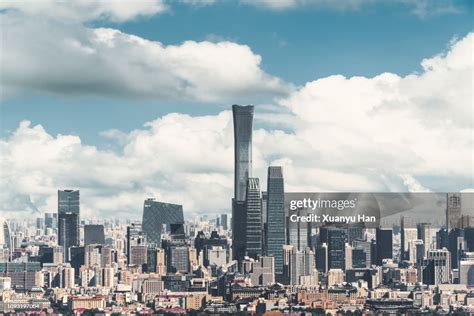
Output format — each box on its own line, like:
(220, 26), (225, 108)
(232, 104), (254, 262)
(232, 105), (254, 202)
(58, 190), (80, 214)
(245, 177), (262, 259)
(266, 166), (285, 276)
(376, 228), (393, 265)
(142, 199), (185, 245)
(220, 214), (228, 230)
(417, 223), (434, 256)
(422, 248), (451, 284)
(400, 216), (417, 262)
(447, 193), (462, 230)
(126, 223), (146, 265)
(58, 190), (80, 254)
(327, 228), (347, 270)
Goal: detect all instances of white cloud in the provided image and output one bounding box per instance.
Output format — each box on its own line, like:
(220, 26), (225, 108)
(0, 23), (471, 219)
(0, 0), (167, 22)
(0, 9), (293, 102)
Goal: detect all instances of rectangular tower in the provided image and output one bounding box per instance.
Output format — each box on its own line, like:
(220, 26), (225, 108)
(245, 177), (262, 259)
(447, 193), (462, 230)
(266, 166), (285, 276)
(57, 190), (80, 256)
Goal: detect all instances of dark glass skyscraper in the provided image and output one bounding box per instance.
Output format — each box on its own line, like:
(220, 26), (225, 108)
(266, 166), (285, 275)
(142, 199), (185, 245)
(58, 190), (80, 255)
(327, 228), (347, 270)
(375, 228), (393, 265)
(232, 105), (253, 201)
(245, 177), (262, 259)
(232, 104), (254, 262)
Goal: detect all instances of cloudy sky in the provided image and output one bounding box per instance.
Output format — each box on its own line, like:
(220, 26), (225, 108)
(0, 0), (472, 219)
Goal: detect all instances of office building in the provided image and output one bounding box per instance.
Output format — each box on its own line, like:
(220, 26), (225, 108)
(58, 190), (80, 252)
(446, 193), (462, 230)
(220, 214), (228, 230)
(84, 225), (105, 245)
(327, 228), (347, 270)
(400, 216), (417, 262)
(245, 177), (262, 259)
(265, 166), (285, 276)
(422, 248), (451, 285)
(417, 223), (434, 255)
(142, 199), (185, 245)
(315, 243), (328, 273)
(232, 104), (254, 262)
(376, 228), (393, 265)
(353, 239), (372, 268)
(126, 223), (146, 264)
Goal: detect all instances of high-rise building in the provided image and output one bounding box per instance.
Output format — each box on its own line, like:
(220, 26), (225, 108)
(44, 213), (58, 230)
(102, 267), (114, 288)
(376, 228), (393, 265)
(142, 199), (185, 245)
(352, 239), (372, 268)
(62, 266), (75, 289)
(0, 218), (11, 251)
(448, 228), (466, 270)
(53, 246), (64, 265)
(165, 242), (190, 274)
(345, 243), (353, 270)
(232, 104), (254, 262)
(58, 190), (80, 253)
(315, 243), (328, 273)
(447, 193), (462, 230)
(417, 223), (434, 256)
(220, 214), (228, 230)
(130, 245), (147, 268)
(265, 166), (285, 276)
(84, 225), (105, 245)
(245, 178), (262, 259)
(352, 248), (367, 268)
(400, 216), (417, 262)
(232, 104), (254, 202)
(422, 248), (451, 285)
(126, 223), (146, 265)
(58, 190), (80, 214)
(327, 228), (347, 270)
(58, 213), (79, 254)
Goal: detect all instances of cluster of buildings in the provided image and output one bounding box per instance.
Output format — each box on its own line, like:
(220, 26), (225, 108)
(0, 105), (473, 314)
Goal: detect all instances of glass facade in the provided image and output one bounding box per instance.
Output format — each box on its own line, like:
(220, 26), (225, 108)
(266, 166), (285, 275)
(58, 190), (80, 215)
(142, 199), (184, 245)
(232, 104), (254, 262)
(245, 177), (262, 259)
(58, 190), (80, 254)
(327, 228), (347, 270)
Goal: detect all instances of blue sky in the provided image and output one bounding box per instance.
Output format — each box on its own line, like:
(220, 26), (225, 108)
(0, 0), (472, 218)
(2, 0), (472, 146)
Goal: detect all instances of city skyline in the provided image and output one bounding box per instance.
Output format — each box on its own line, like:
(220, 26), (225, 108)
(0, 1), (473, 220)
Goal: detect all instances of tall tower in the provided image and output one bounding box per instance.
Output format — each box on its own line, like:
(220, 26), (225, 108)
(447, 193), (462, 230)
(58, 190), (80, 258)
(266, 166), (285, 276)
(245, 177), (262, 259)
(232, 104), (254, 262)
